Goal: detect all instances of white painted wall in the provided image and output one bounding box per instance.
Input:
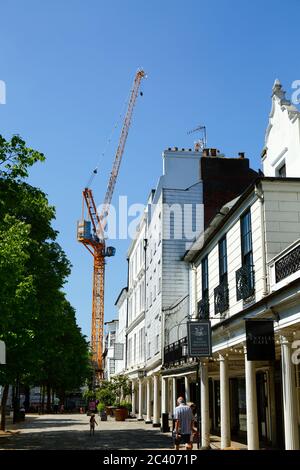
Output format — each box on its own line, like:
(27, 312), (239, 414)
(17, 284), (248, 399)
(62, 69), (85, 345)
(190, 179), (300, 327)
(263, 80), (300, 177)
(114, 292), (127, 375)
(263, 180), (300, 260)
(162, 149), (201, 189)
(116, 148), (204, 374)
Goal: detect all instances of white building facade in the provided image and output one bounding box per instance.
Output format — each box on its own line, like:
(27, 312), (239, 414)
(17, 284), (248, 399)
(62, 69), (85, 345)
(115, 145), (257, 426)
(176, 81), (300, 450)
(184, 177), (300, 449)
(111, 81), (300, 447)
(263, 79), (300, 178)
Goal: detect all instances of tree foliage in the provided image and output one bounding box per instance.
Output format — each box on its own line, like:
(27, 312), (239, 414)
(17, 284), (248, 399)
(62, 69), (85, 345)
(0, 135), (91, 429)
(0, 135), (45, 180)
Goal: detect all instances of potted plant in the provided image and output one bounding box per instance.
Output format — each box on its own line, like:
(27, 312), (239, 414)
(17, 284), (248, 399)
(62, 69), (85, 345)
(110, 375), (131, 421)
(119, 400), (132, 418)
(95, 384), (112, 416)
(97, 402), (107, 421)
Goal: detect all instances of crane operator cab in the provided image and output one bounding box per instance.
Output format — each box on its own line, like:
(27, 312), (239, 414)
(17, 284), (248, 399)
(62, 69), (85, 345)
(77, 220), (92, 242)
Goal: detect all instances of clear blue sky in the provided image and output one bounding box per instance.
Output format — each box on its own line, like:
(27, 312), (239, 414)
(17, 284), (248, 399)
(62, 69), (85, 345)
(1, 0), (299, 339)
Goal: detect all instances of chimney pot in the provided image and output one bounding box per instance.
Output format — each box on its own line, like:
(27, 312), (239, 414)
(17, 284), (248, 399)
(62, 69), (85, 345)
(238, 152), (245, 159)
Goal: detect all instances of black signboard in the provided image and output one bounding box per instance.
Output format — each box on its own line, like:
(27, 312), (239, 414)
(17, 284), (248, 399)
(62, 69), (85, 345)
(245, 320), (275, 361)
(187, 321), (212, 357)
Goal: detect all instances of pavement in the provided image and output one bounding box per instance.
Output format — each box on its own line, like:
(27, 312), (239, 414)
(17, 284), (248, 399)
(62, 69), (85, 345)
(0, 413), (247, 450)
(0, 413), (174, 450)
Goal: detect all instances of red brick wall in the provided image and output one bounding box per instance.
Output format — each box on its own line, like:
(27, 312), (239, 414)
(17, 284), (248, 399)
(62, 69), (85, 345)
(201, 157), (258, 228)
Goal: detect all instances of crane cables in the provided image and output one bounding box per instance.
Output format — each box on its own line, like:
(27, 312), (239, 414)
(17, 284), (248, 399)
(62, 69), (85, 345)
(85, 87), (132, 189)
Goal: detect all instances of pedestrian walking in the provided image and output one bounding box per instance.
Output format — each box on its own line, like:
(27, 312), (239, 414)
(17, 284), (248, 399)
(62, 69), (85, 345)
(188, 402), (199, 445)
(173, 396), (193, 450)
(89, 413), (98, 436)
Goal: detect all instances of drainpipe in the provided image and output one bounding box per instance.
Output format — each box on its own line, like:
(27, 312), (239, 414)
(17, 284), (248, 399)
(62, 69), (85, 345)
(192, 264), (198, 318)
(125, 257), (129, 371)
(255, 183), (268, 296)
(144, 238), (148, 366)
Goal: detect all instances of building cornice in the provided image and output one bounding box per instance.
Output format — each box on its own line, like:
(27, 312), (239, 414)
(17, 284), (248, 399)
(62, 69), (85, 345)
(126, 310), (145, 334)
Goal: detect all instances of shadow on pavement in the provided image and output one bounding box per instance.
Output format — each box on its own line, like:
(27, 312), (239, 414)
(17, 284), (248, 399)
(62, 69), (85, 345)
(0, 428), (173, 450)
(20, 418), (86, 429)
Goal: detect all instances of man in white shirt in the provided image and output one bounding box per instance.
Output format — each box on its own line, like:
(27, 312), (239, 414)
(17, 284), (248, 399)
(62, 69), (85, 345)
(173, 396), (193, 450)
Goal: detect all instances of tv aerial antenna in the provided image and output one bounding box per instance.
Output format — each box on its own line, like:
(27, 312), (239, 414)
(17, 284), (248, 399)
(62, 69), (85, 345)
(187, 125), (207, 151)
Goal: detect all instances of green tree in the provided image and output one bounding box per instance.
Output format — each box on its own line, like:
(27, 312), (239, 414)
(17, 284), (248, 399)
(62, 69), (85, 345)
(0, 215), (36, 429)
(0, 134), (45, 180)
(0, 135), (90, 430)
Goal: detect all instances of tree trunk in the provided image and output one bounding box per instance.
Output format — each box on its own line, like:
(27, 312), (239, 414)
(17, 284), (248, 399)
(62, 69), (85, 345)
(41, 385), (45, 414)
(24, 386), (30, 412)
(1, 384), (9, 431)
(46, 383), (51, 413)
(12, 378), (20, 424)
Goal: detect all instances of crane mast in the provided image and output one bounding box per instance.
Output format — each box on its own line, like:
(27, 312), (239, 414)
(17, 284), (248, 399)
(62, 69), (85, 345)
(77, 70), (145, 383)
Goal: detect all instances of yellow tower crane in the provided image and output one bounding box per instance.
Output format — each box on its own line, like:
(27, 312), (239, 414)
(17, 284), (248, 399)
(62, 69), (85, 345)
(77, 69), (146, 383)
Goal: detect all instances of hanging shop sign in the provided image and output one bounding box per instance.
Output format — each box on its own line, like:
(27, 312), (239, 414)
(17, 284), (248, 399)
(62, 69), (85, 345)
(245, 319), (275, 361)
(187, 321), (212, 357)
(113, 343), (124, 360)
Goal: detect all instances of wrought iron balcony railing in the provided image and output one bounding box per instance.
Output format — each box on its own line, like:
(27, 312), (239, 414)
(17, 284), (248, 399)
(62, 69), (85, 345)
(275, 244), (300, 283)
(214, 280), (229, 314)
(236, 264), (255, 301)
(197, 294), (209, 319)
(164, 337), (188, 367)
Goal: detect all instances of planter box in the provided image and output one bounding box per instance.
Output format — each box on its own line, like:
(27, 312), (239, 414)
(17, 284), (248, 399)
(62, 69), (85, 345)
(105, 406), (115, 417)
(114, 408), (128, 421)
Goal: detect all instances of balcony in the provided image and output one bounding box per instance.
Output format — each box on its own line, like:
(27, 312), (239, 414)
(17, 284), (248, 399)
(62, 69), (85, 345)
(164, 337), (188, 367)
(236, 265), (255, 301)
(275, 244), (300, 283)
(269, 239), (300, 291)
(214, 280), (229, 314)
(197, 294), (209, 319)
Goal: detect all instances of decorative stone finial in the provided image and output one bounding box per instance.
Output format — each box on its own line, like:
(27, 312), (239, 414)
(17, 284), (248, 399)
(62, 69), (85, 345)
(272, 79), (286, 100)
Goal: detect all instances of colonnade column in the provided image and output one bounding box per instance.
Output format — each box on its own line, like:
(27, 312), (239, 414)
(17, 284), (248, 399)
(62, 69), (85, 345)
(219, 354), (231, 449)
(184, 375), (190, 403)
(153, 375), (160, 427)
(137, 378), (143, 420)
(161, 376), (168, 415)
(200, 361), (210, 448)
(131, 380), (136, 417)
(281, 335), (299, 450)
(244, 346), (259, 450)
(146, 377), (152, 423)
(172, 377), (177, 412)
